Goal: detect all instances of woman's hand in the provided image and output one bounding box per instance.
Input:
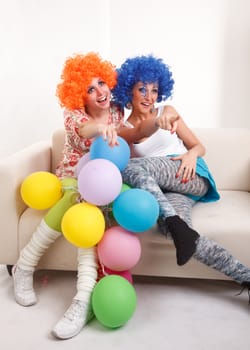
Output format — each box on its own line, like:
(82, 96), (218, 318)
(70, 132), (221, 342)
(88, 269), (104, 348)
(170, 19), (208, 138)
(170, 115), (206, 182)
(155, 105), (179, 133)
(98, 124), (119, 147)
(171, 151), (197, 182)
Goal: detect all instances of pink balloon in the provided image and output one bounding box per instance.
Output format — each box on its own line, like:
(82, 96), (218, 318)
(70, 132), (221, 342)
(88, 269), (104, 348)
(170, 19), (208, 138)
(97, 226), (141, 271)
(104, 266), (133, 284)
(78, 159), (122, 206)
(76, 152), (90, 177)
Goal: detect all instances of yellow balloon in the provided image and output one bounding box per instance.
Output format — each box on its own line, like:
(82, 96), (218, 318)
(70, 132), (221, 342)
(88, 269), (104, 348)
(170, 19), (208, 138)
(20, 171), (63, 210)
(61, 202), (105, 248)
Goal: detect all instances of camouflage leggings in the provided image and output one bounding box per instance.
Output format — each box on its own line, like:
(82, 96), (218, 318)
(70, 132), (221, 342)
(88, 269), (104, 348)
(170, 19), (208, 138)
(121, 156), (209, 218)
(122, 157), (250, 284)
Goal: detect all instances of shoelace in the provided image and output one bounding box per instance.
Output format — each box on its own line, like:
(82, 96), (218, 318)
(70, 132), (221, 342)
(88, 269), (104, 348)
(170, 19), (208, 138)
(64, 301), (85, 321)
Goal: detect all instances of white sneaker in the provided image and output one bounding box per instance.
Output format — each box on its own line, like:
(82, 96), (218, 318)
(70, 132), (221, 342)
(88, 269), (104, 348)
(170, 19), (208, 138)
(12, 265), (37, 306)
(52, 299), (94, 339)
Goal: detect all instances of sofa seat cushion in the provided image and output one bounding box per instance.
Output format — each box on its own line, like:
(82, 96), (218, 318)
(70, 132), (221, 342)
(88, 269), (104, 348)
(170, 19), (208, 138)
(18, 190), (250, 279)
(193, 190), (250, 236)
(131, 190), (250, 279)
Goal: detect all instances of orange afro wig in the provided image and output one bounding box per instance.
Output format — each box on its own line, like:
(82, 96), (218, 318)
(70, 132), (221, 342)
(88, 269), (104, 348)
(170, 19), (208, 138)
(56, 52), (117, 110)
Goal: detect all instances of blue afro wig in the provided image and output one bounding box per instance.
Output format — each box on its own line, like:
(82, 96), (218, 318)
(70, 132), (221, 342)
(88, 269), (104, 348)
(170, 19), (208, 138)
(112, 54), (174, 108)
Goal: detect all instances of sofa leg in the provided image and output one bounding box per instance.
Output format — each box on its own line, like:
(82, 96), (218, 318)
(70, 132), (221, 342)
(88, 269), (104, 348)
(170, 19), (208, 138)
(6, 265), (13, 276)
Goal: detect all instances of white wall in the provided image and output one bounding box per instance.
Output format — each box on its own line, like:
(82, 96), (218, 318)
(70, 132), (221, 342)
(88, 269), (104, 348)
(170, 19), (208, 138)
(110, 0), (250, 128)
(0, 0), (249, 158)
(0, 0), (111, 157)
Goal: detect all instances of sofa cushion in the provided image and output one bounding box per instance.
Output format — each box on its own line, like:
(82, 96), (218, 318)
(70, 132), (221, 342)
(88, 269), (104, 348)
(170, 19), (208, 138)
(19, 189), (250, 280)
(131, 189), (250, 279)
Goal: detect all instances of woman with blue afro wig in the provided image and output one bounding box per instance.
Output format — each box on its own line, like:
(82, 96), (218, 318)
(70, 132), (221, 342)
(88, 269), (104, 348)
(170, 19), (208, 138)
(113, 54), (250, 298)
(112, 54), (174, 108)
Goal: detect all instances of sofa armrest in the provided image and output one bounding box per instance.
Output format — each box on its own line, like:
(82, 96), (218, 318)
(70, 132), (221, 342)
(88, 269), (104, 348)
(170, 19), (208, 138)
(0, 141), (52, 264)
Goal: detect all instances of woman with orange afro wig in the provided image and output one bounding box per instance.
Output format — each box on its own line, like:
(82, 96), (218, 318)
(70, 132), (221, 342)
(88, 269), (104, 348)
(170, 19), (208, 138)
(57, 52), (117, 111)
(55, 52), (123, 178)
(12, 52), (124, 340)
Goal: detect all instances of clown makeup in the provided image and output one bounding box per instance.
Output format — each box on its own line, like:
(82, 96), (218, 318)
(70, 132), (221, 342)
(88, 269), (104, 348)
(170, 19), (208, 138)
(131, 82), (159, 114)
(138, 84), (159, 98)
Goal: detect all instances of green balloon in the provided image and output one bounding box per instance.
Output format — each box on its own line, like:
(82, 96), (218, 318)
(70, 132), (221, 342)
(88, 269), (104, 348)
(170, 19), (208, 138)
(105, 183), (131, 223)
(92, 275), (137, 328)
(44, 178), (79, 231)
(121, 183), (131, 193)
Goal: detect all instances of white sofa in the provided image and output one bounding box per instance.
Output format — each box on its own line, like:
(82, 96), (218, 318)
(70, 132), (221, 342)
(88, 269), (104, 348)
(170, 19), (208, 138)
(0, 128), (249, 280)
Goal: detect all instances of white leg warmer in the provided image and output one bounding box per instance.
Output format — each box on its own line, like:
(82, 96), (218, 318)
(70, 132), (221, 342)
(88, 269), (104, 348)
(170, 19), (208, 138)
(74, 247), (98, 302)
(17, 219), (61, 271)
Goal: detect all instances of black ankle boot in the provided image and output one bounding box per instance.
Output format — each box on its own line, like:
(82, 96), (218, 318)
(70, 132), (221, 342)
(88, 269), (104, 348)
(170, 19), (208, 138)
(166, 215), (200, 266)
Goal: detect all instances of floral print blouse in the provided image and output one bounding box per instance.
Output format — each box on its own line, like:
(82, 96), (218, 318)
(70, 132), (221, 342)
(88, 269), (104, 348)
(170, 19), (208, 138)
(56, 103), (124, 179)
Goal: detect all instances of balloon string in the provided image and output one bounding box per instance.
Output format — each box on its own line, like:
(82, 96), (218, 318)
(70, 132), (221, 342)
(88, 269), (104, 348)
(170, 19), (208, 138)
(100, 262), (108, 276)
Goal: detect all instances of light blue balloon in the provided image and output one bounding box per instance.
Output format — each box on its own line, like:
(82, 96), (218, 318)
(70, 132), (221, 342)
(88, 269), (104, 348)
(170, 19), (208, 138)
(113, 188), (159, 233)
(90, 136), (130, 171)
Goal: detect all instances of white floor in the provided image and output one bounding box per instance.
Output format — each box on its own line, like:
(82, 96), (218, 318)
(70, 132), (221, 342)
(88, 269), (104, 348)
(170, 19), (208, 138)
(0, 264), (249, 350)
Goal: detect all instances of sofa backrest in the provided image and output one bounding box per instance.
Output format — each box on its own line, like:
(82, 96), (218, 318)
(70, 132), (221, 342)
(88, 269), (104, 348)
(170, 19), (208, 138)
(52, 128), (250, 191)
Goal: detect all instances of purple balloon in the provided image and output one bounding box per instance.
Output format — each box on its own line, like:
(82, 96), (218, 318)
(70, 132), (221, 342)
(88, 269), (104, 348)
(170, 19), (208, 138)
(78, 159), (122, 206)
(76, 152), (90, 177)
